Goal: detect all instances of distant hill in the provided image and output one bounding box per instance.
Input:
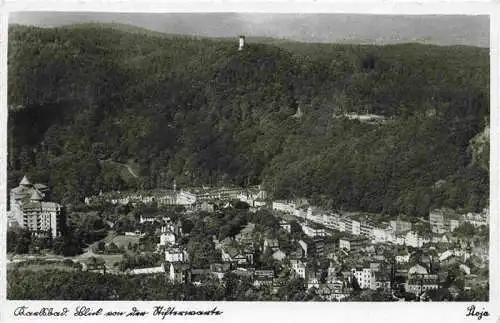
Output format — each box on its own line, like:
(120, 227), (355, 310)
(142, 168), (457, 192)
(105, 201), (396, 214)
(7, 24), (489, 216)
(9, 13), (490, 47)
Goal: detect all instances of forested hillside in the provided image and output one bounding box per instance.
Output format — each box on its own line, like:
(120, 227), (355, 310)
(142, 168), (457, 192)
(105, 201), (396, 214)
(7, 24), (489, 217)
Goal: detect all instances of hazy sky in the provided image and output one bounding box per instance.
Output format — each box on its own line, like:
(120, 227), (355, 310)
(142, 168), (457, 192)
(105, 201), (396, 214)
(9, 12), (489, 47)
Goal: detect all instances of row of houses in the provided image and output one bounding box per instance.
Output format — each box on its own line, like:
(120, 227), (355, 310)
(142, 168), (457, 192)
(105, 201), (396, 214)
(85, 186), (268, 209)
(273, 201), (488, 248)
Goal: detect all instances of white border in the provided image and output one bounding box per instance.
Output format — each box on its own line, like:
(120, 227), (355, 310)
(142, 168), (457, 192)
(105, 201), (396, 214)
(0, 2), (498, 323)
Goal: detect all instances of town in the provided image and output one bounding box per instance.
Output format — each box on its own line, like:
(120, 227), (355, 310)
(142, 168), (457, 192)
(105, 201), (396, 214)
(7, 174), (489, 301)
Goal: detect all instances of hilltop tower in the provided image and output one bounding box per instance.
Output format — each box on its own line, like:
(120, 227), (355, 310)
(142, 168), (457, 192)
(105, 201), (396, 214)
(238, 35), (245, 51)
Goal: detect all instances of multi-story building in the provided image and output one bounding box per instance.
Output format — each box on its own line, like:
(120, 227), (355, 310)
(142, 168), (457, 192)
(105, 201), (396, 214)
(360, 222), (374, 237)
(429, 208), (458, 234)
(9, 175), (64, 238)
(165, 246), (189, 263)
(351, 267), (375, 290)
(291, 259), (307, 279)
(462, 211), (488, 228)
(351, 220), (361, 235)
(272, 200), (297, 214)
(301, 223), (326, 238)
(176, 190), (197, 205)
(390, 220), (412, 235)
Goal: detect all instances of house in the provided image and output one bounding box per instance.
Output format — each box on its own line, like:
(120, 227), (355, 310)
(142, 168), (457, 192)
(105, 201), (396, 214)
(254, 275), (274, 288)
(81, 257), (106, 274)
(371, 227), (390, 243)
(405, 277), (439, 296)
(370, 262), (382, 272)
(307, 277), (320, 290)
(317, 285), (333, 301)
(235, 223), (255, 243)
(439, 250), (454, 262)
(326, 262), (337, 283)
(374, 273), (391, 291)
(139, 214), (157, 224)
(340, 237), (368, 251)
(460, 264), (471, 275)
(158, 231), (176, 248)
(291, 259), (307, 279)
(263, 238), (280, 252)
(429, 208), (458, 234)
(168, 262), (191, 283)
(390, 220), (412, 235)
(298, 240), (308, 257)
(408, 264), (428, 276)
(351, 267), (375, 290)
(221, 245), (254, 266)
(165, 246), (189, 263)
(210, 263), (231, 280)
(279, 221), (291, 233)
(301, 223), (326, 238)
(404, 231), (428, 248)
(396, 254), (410, 264)
(129, 264), (165, 275)
(339, 239), (351, 251)
(272, 249), (287, 262)
(272, 201), (296, 214)
(351, 220), (361, 235)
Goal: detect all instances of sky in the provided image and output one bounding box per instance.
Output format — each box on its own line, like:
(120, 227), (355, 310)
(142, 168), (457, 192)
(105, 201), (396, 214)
(9, 12), (489, 47)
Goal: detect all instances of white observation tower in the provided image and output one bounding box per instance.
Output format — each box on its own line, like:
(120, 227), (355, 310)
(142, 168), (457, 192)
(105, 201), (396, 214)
(238, 35), (245, 51)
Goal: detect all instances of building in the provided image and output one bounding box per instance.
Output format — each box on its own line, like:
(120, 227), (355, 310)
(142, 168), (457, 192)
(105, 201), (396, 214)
(279, 221), (291, 233)
(9, 175), (64, 238)
(176, 190), (197, 205)
(405, 276), (439, 296)
(351, 267), (375, 290)
(272, 249), (287, 262)
(404, 231), (429, 248)
(168, 262), (191, 283)
(462, 211), (488, 228)
(165, 246), (189, 263)
(157, 231), (177, 249)
(390, 220), (412, 235)
(291, 259), (306, 279)
(339, 239), (351, 251)
(263, 238), (280, 252)
(129, 264), (166, 275)
(272, 200), (296, 214)
(351, 220), (361, 235)
(238, 35), (245, 51)
(301, 224), (326, 238)
(429, 208), (458, 234)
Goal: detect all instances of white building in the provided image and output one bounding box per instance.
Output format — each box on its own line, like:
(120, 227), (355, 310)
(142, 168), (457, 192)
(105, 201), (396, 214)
(165, 247), (189, 263)
(351, 267), (374, 290)
(158, 231), (176, 247)
(176, 190), (197, 205)
(301, 224), (326, 238)
(272, 201), (297, 214)
(339, 239), (350, 251)
(9, 175), (63, 238)
(395, 254), (410, 263)
(291, 259), (306, 279)
(129, 264), (166, 275)
(404, 231), (428, 248)
(351, 220), (361, 235)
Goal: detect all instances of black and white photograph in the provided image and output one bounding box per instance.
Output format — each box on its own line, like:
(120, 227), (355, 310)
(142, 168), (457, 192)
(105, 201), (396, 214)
(5, 11), (490, 303)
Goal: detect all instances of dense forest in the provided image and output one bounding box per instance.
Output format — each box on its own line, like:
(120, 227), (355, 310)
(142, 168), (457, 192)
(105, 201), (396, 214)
(7, 24), (489, 217)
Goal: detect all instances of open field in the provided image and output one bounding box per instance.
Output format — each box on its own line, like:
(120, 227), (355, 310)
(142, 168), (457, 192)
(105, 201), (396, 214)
(108, 235), (140, 248)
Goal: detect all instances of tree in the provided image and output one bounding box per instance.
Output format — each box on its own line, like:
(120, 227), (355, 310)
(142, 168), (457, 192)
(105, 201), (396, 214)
(15, 229), (32, 254)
